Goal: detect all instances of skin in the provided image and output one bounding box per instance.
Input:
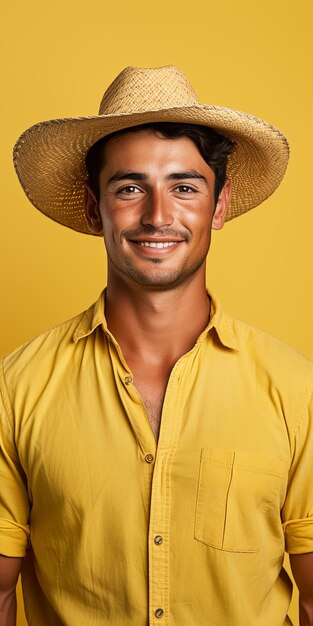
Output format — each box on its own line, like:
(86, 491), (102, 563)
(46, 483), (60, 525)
(0, 556), (21, 625)
(0, 129), (312, 624)
(85, 129), (230, 437)
(86, 130), (229, 289)
(290, 553), (313, 625)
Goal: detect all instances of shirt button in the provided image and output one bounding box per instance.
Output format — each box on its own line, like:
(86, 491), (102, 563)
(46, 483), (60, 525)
(154, 535), (163, 545)
(124, 376), (133, 385)
(145, 454), (154, 464)
(155, 608), (164, 618)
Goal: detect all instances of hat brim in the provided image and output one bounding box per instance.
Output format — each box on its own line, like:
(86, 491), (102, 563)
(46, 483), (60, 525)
(13, 104), (289, 235)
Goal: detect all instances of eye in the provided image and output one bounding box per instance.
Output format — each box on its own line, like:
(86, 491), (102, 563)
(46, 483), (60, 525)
(175, 185), (196, 194)
(117, 185), (142, 195)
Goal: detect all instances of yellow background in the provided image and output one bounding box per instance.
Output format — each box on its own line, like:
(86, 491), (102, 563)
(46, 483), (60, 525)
(1, 0), (312, 624)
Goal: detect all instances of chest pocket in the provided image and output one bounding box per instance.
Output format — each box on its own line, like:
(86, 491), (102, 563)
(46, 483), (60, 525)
(194, 448), (287, 553)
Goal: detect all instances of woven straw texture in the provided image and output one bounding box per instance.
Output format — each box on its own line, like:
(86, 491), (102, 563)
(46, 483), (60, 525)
(13, 66), (290, 235)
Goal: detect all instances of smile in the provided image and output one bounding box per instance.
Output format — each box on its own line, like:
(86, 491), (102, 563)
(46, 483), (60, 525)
(137, 241), (177, 248)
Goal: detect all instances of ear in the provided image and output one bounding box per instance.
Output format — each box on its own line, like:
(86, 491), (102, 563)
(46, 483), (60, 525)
(85, 185), (103, 235)
(212, 178), (232, 230)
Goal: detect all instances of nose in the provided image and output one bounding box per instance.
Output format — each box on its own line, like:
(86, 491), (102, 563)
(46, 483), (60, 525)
(140, 188), (174, 228)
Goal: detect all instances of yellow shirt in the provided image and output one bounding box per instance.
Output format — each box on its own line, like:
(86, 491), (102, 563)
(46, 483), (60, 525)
(1, 291), (313, 626)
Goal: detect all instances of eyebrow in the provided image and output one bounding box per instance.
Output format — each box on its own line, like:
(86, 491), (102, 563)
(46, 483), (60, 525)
(107, 170), (208, 185)
(107, 171), (148, 184)
(167, 171), (207, 182)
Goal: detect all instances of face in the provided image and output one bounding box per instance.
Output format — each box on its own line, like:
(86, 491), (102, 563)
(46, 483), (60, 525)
(85, 130), (231, 290)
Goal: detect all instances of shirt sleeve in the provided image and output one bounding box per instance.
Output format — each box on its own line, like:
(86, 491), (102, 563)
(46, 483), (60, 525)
(0, 358), (30, 556)
(282, 381), (313, 554)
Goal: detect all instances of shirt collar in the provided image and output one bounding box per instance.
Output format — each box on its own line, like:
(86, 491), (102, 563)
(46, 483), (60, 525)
(73, 291), (108, 343)
(73, 289), (240, 351)
(204, 291), (240, 351)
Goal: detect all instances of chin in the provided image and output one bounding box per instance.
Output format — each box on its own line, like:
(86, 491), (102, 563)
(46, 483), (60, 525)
(123, 262), (205, 290)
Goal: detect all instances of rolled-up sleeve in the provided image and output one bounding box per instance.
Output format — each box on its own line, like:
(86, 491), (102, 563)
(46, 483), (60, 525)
(0, 358), (30, 556)
(282, 383), (313, 554)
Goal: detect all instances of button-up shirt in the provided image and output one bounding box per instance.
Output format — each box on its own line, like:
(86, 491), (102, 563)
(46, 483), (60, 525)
(1, 291), (313, 625)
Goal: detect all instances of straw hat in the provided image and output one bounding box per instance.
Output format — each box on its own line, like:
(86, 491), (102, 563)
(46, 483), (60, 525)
(13, 65), (289, 235)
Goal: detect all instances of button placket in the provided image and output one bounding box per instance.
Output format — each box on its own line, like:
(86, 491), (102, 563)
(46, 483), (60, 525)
(148, 363), (184, 625)
(149, 452), (170, 624)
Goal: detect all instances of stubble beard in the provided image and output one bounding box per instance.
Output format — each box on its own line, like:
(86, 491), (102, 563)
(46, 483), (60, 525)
(108, 250), (208, 290)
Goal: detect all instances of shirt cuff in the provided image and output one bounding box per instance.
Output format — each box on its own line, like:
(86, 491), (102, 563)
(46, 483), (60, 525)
(283, 517), (313, 554)
(0, 518), (30, 557)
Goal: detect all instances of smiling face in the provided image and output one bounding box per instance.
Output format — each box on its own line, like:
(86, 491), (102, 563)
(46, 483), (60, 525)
(85, 129), (231, 290)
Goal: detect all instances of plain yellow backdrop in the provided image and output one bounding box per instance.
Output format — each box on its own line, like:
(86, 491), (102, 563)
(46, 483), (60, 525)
(1, 0), (312, 624)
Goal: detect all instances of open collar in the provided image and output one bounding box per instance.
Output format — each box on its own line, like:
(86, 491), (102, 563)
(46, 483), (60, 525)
(73, 289), (240, 352)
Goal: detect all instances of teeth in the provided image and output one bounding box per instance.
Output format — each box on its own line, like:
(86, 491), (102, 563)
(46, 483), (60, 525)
(138, 241), (177, 248)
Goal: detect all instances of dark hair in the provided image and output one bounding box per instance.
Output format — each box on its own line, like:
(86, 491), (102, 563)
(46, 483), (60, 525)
(85, 122), (235, 205)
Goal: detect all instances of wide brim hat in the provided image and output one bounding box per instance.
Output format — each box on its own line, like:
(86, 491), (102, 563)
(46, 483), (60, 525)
(13, 65), (289, 235)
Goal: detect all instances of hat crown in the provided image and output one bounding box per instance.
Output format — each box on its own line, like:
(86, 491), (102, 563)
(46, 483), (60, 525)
(98, 65), (199, 116)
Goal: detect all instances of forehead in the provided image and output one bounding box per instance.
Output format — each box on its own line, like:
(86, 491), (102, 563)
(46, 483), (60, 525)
(100, 129), (212, 174)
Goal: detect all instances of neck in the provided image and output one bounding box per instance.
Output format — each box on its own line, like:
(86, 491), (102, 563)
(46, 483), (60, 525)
(105, 267), (211, 366)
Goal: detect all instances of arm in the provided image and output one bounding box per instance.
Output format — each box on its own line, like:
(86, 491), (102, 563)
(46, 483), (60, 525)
(0, 556), (22, 626)
(290, 552), (313, 626)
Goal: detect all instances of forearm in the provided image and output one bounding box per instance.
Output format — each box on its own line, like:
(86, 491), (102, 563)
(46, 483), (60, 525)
(299, 596), (313, 626)
(0, 556), (22, 626)
(0, 589), (17, 626)
(290, 553), (313, 626)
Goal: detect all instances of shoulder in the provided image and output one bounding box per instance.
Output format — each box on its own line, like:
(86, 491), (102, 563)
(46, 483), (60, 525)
(0, 307), (89, 390)
(231, 313), (312, 364)
(218, 312), (313, 440)
(226, 311), (313, 403)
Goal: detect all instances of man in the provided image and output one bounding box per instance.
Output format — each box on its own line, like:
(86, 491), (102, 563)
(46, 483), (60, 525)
(0, 66), (312, 626)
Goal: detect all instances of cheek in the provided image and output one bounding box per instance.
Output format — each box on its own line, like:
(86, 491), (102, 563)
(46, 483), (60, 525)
(99, 208), (121, 237)
(186, 208), (214, 239)
(180, 194), (214, 225)
(100, 201), (139, 231)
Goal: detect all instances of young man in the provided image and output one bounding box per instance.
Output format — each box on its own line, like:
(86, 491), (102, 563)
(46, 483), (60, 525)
(0, 66), (312, 626)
